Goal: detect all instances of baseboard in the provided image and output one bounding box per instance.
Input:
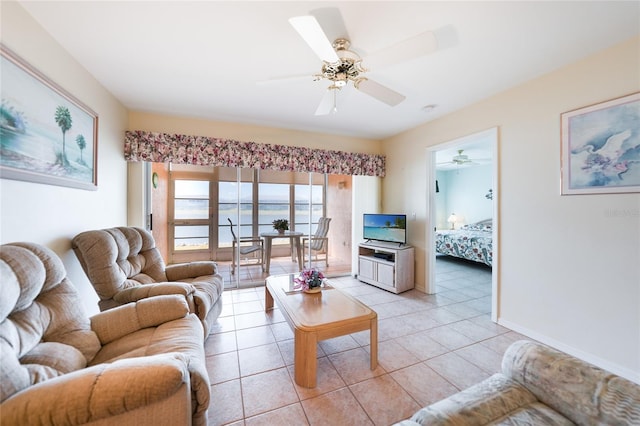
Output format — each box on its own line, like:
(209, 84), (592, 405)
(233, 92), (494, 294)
(498, 318), (640, 385)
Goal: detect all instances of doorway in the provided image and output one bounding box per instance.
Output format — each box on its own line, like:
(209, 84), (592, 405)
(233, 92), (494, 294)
(427, 127), (499, 322)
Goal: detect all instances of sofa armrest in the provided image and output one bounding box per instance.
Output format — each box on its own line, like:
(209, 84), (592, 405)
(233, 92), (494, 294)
(405, 374), (537, 426)
(166, 261), (218, 281)
(1, 353), (190, 425)
(91, 295), (189, 344)
(502, 340), (640, 425)
(112, 281), (195, 304)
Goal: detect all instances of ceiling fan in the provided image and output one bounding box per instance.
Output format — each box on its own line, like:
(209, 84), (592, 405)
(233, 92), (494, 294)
(452, 149), (473, 165)
(438, 149), (486, 168)
(285, 11), (454, 115)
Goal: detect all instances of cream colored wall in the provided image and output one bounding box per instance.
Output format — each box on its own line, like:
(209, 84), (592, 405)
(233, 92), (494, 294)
(0, 2), (129, 316)
(326, 174), (352, 263)
(382, 36), (640, 382)
(351, 175), (382, 275)
(128, 111), (381, 153)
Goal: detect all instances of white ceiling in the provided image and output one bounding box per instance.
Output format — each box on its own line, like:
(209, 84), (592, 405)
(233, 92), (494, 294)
(17, 1), (640, 141)
(435, 140), (493, 171)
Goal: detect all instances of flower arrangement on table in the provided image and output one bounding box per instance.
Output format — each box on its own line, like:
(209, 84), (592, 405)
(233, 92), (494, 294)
(272, 218), (289, 233)
(293, 268), (325, 293)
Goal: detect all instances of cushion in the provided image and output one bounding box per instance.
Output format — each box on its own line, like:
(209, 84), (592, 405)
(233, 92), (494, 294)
(0, 243), (101, 402)
(503, 340), (640, 425)
(72, 227), (169, 300)
(21, 342), (87, 376)
(409, 374), (537, 425)
(492, 402), (574, 425)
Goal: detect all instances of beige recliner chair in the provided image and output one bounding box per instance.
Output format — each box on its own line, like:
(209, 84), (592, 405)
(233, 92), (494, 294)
(0, 242), (211, 426)
(72, 226), (223, 337)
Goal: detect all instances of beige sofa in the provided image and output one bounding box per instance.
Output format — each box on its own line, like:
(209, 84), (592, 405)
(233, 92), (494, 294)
(397, 340), (640, 425)
(0, 242), (211, 426)
(72, 226), (224, 337)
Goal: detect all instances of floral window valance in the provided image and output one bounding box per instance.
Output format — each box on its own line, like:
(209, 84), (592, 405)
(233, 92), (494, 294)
(124, 130), (385, 177)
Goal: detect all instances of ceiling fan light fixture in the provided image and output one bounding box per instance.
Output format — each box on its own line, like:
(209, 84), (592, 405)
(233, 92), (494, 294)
(315, 84), (341, 115)
(289, 11), (431, 113)
(453, 149), (469, 164)
(320, 50), (364, 85)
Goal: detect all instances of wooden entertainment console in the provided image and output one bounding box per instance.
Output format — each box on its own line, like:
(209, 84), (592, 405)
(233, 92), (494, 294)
(357, 242), (415, 293)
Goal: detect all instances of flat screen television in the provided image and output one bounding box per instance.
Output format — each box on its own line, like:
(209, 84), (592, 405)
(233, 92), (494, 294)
(363, 213), (407, 245)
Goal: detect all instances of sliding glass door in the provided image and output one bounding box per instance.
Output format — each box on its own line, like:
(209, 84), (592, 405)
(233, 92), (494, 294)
(166, 164), (326, 288)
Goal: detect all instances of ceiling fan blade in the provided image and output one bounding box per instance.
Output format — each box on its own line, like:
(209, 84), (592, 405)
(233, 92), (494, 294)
(364, 31), (437, 69)
(309, 8), (349, 44)
(355, 78), (405, 106)
(256, 73), (314, 86)
(256, 73), (315, 86)
(433, 24), (459, 50)
(289, 15), (339, 63)
(364, 25), (458, 70)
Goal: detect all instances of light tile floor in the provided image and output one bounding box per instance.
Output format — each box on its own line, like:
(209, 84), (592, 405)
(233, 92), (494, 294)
(218, 254), (352, 289)
(206, 255), (527, 425)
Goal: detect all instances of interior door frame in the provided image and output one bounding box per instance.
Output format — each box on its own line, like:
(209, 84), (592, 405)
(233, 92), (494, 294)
(426, 127), (499, 322)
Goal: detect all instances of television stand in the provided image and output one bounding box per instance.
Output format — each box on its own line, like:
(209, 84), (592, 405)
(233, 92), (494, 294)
(357, 242), (414, 293)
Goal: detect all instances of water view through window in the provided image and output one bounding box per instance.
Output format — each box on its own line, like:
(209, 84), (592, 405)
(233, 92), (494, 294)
(174, 180), (209, 250)
(173, 178), (324, 252)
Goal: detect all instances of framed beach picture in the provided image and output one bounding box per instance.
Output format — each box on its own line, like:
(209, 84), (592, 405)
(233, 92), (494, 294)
(561, 92), (639, 195)
(1, 44), (98, 190)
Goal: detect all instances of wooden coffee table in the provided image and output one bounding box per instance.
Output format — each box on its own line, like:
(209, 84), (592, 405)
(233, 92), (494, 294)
(265, 274), (378, 388)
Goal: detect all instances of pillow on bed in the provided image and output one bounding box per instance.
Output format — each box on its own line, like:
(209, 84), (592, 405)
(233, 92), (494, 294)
(461, 219), (492, 231)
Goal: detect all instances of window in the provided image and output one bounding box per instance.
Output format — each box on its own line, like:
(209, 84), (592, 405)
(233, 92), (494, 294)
(218, 181), (253, 248)
(168, 166), (326, 262)
(294, 184), (323, 234)
(258, 183), (290, 240)
(173, 179), (210, 251)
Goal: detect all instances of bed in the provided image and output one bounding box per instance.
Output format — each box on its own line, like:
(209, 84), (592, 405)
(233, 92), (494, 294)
(435, 219), (493, 267)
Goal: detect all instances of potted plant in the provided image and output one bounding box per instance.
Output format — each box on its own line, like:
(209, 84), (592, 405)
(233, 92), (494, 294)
(272, 218), (289, 234)
(293, 268), (325, 293)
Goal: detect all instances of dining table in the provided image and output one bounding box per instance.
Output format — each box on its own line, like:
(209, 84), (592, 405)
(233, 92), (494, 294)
(260, 231), (304, 273)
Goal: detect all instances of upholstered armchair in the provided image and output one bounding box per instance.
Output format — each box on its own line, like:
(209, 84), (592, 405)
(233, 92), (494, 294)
(397, 340), (640, 425)
(0, 242), (211, 426)
(72, 226), (223, 336)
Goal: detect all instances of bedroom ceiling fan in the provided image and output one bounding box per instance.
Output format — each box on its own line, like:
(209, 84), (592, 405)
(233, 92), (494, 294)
(284, 11), (455, 115)
(437, 149), (489, 169)
(452, 149), (473, 165)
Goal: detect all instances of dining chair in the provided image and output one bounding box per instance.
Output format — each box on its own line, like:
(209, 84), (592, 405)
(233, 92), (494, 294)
(302, 217), (331, 267)
(227, 218), (264, 274)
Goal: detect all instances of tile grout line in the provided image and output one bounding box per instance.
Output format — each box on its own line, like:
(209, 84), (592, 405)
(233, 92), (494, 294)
(211, 257), (500, 425)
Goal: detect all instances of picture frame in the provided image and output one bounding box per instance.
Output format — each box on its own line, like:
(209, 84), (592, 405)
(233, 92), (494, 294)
(561, 92), (639, 195)
(1, 44), (98, 190)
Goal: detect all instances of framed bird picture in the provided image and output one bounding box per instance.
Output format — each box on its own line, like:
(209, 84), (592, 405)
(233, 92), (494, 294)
(561, 92), (639, 195)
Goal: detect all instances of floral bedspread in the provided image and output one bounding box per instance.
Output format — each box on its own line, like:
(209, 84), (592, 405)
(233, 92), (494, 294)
(435, 223), (492, 267)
